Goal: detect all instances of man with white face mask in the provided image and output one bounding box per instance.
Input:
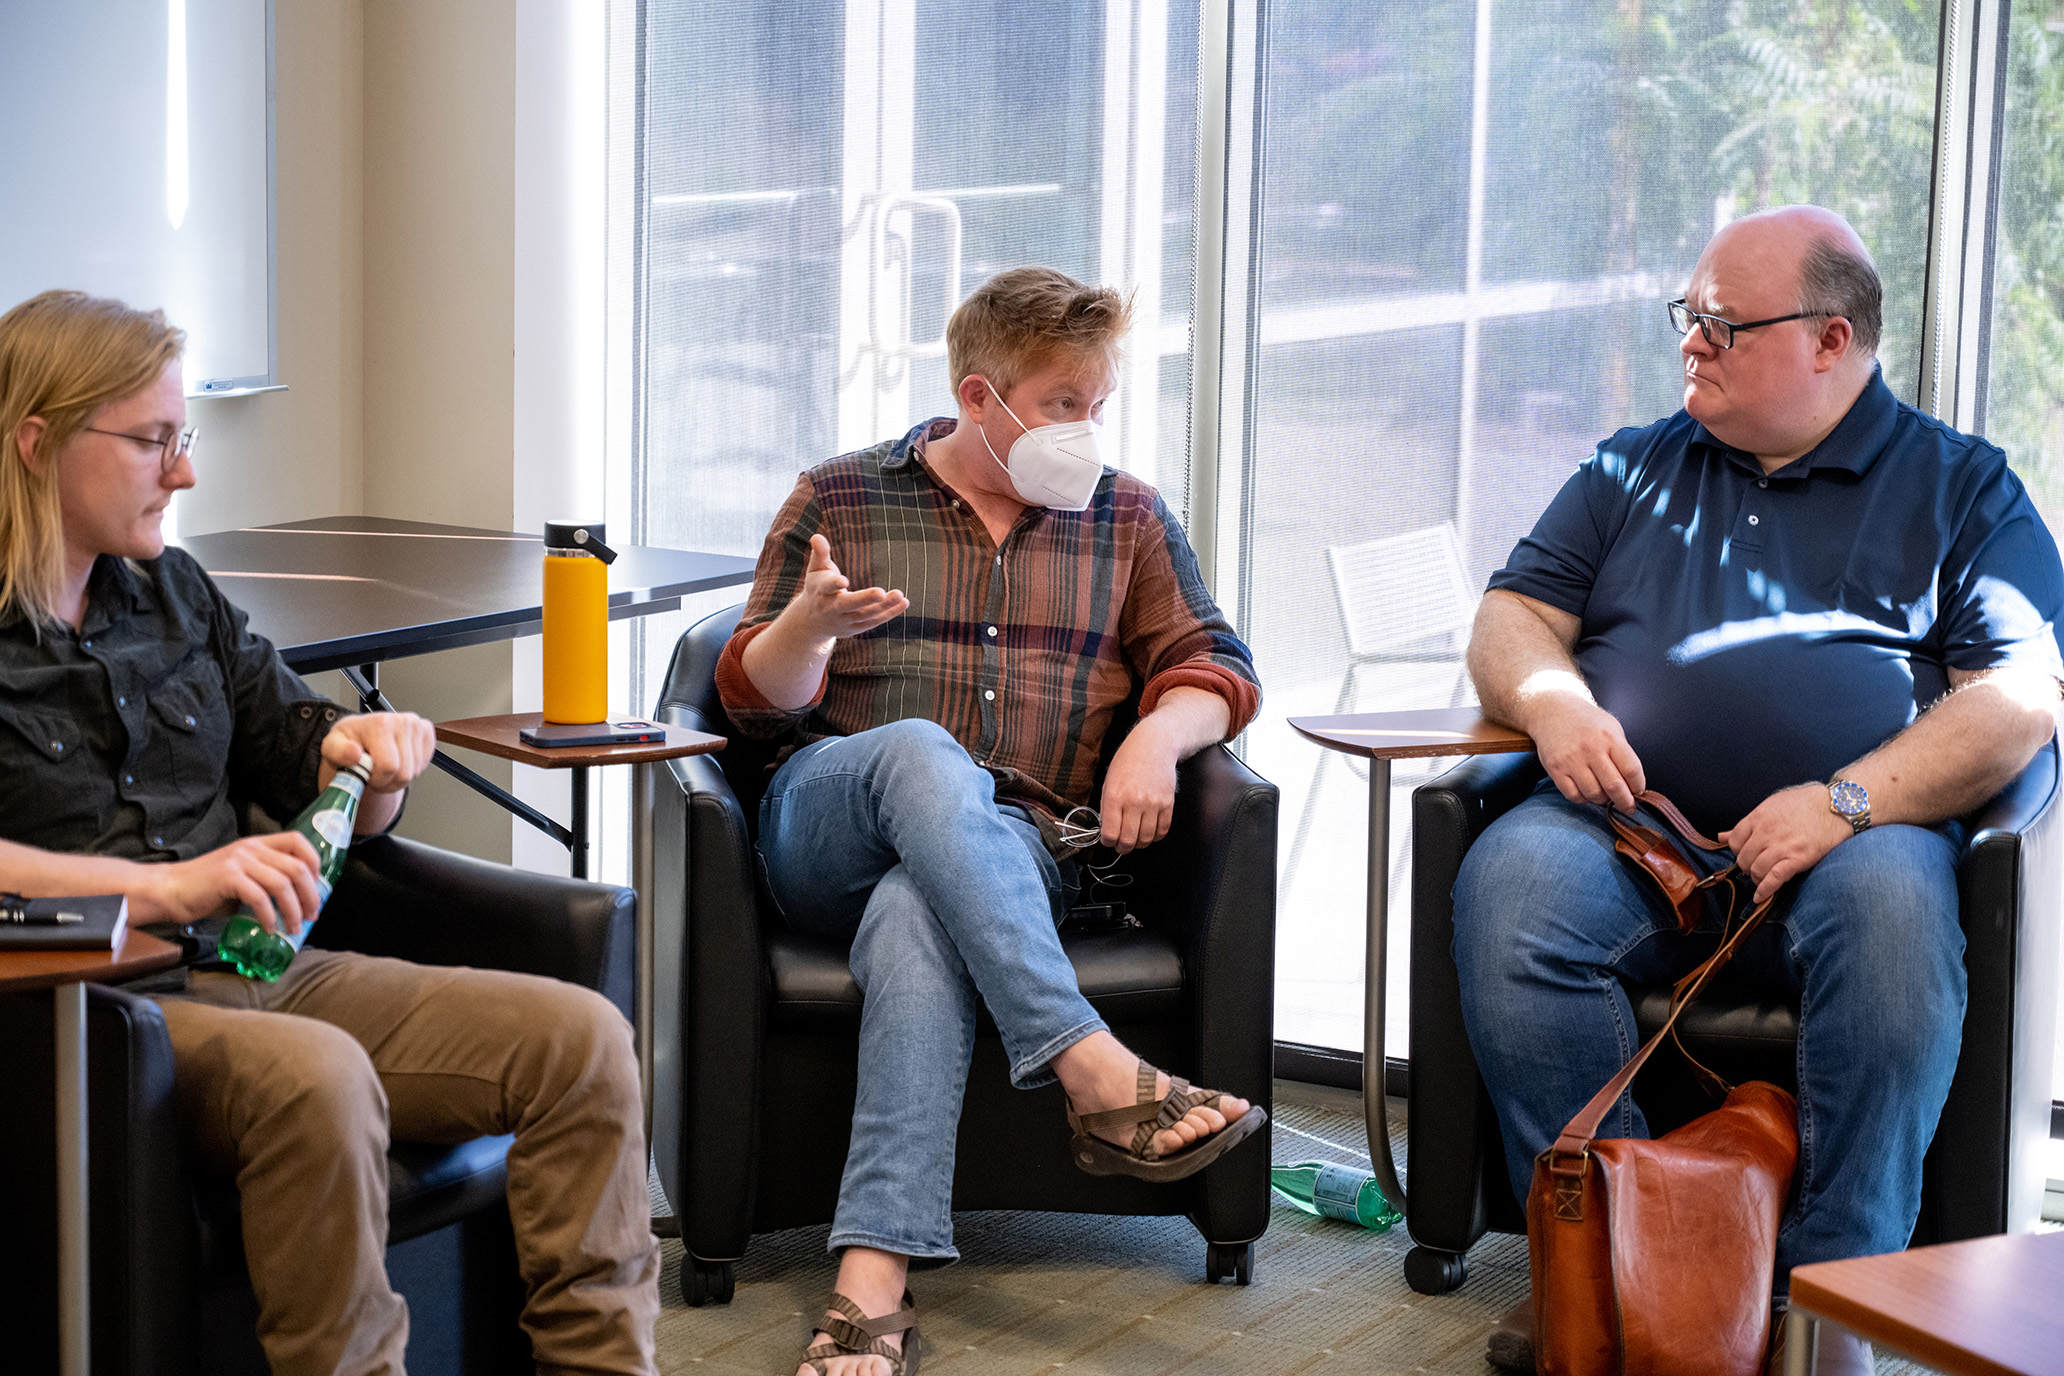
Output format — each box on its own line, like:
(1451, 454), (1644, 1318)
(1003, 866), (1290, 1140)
(717, 267), (1264, 1376)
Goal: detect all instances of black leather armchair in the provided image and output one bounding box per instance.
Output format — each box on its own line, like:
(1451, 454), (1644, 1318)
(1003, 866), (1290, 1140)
(0, 834), (637, 1376)
(647, 605), (1278, 1304)
(1396, 740), (2063, 1294)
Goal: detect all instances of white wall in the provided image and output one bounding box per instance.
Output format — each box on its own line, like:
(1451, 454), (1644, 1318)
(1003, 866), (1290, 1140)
(174, 0), (614, 870)
(511, 0), (610, 878)
(179, 0), (363, 539)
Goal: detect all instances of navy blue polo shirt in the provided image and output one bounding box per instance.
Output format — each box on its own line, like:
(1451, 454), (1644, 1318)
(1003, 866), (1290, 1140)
(1489, 368), (2064, 834)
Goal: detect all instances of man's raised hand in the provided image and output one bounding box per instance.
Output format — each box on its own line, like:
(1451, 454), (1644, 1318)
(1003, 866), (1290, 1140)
(792, 533), (908, 644)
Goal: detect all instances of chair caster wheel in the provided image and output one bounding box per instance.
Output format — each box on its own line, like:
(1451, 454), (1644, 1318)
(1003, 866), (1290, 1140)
(1403, 1246), (1467, 1295)
(683, 1258), (736, 1307)
(1204, 1241), (1253, 1285)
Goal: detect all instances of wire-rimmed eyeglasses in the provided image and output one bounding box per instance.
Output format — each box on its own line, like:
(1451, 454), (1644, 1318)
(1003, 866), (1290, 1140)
(1667, 299), (1826, 350)
(82, 424), (199, 474)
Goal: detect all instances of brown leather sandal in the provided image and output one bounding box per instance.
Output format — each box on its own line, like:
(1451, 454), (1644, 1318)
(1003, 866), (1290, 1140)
(801, 1290), (921, 1376)
(1067, 1061), (1267, 1182)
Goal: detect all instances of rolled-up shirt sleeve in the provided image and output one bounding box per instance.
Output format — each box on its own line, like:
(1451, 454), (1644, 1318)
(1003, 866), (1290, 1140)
(714, 474), (830, 738)
(1124, 494), (1260, 735)
(1934, 452), (2064, 681)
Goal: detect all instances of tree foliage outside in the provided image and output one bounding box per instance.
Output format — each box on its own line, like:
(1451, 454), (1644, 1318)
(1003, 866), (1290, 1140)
(1260, 0), (1943, 418)
(1990, 5), (2064, 525)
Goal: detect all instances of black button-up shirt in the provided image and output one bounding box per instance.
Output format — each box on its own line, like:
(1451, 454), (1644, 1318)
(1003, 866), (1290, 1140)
(0, 550), (342, 861)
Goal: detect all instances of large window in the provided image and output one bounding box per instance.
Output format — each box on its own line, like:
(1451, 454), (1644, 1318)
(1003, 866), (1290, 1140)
(630, 0), (1201, 704)
(627, 1), (2062, 1104)
(1243, 0), (1941, 1056)
(1988, 0), (2064, 1101)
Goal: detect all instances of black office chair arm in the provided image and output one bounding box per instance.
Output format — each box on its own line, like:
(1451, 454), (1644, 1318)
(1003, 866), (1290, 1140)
(647, 704), (773, 1264)
(1929, 738), (2062, 1237)
(1122, 744), (1278, 1080)
(311, 834), (637, 1017)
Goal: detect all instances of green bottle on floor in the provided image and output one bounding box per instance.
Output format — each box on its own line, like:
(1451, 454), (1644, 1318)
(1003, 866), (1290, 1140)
(219, 759), (371, 981)
(1270, 1161), (1402, 1231)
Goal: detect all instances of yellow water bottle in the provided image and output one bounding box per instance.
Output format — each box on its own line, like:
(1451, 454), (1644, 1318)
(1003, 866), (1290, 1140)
(542, 520), (617, 723)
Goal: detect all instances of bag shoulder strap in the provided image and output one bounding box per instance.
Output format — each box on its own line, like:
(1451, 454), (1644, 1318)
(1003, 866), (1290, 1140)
(1547, 894), (1770, 1168)
(1549, 788), (1771, 1170)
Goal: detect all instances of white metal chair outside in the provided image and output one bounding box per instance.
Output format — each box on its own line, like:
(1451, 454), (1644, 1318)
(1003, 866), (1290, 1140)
(1281, 522), (1479, 898)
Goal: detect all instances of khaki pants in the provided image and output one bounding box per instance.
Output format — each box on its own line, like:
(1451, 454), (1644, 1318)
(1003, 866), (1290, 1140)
(153, 949), (659, 1376)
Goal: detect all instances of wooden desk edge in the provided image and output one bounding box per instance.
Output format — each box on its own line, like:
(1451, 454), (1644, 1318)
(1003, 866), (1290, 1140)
(1790, 1265), (2038, 1376)
(435, 717), (727, 769)
(0, 930), (184, 993)
(1288, 719), (1535, 762)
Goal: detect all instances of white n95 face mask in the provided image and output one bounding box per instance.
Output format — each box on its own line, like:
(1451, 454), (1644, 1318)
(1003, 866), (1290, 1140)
(977, 384), (1108, 511)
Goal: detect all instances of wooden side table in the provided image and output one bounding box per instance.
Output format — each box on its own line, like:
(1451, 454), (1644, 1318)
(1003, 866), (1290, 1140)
(0, 932), (184, 1376)
(434, 714), (725, 879)
(434, 713), (726, 1162)
(1287, 707), (1534, 1214)
(1786, 1229), (2064, 1375)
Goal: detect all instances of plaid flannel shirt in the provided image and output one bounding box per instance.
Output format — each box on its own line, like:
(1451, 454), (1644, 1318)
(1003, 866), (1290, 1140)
(715, 419), (1260, 839)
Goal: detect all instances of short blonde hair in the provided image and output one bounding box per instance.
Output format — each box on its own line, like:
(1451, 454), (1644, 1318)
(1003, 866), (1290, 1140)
(0, 291), (184, 627)
(946, 266), (1134, 398)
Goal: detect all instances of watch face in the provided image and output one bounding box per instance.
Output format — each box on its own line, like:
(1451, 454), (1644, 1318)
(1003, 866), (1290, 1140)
(1830, 779), (1869, 817)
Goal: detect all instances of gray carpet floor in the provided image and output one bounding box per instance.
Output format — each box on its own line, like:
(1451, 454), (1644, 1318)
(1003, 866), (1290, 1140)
(649, 1082), (1927, 1375)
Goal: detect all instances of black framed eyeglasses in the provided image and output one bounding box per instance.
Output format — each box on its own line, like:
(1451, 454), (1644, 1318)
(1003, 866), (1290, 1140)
(1667, 299), (1826, 350)
(82, 424), (199, 474)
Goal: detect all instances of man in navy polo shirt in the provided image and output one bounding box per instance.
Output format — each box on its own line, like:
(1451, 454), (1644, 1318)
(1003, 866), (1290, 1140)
(1458, 206), (2063, 1376)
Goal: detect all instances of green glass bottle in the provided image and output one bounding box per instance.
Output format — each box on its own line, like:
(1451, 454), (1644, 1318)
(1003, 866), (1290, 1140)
(218, 759), (370, 981)
(1269, 1160), (1402, 1231)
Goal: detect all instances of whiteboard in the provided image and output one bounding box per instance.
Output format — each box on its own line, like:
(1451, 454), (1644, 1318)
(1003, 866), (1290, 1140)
(0, 0), (275, 396)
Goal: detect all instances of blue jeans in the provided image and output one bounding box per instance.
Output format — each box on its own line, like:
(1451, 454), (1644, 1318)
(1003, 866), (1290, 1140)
(756, 719), (1108, 1261)
(1453, 783), (1966, 1277)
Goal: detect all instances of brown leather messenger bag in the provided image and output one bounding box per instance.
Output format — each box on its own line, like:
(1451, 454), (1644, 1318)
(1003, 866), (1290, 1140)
(1529, 791), (1801, 1376)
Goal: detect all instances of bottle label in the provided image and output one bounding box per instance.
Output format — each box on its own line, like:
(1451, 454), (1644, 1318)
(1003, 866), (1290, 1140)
(310, 808), (353, 849)
(282, 877), (334, 953)
(1311, 1163), (1369, 1223)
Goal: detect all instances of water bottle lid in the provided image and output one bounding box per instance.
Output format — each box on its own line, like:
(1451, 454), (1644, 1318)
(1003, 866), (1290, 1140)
(543, 520), (618, 564)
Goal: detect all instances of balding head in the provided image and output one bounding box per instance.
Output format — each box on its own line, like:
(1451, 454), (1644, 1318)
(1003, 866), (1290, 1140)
(1678, 206), (1881, 469)
(1708, 206), (1881, 357)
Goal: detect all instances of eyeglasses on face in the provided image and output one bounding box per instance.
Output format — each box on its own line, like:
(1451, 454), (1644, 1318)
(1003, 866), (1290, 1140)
(81, 424), (199, 474)
(1666, 299), (1828, 350)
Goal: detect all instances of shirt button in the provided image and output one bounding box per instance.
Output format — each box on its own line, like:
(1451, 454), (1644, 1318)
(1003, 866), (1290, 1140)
(986, 626), (997, 637)
(50, 741), (63, 753)
(123, 774), (133, 785)
(153, 836), (164, 847)
(299, 706), (312, 719)
(1757, 478), (1768, 488)
(116, 696), (126, 707)
(952, 500), (962, 509)
(1748, 515), (1760, 526)
(82, 639), (91, 648)
(184, 715), (195, 727)
(984, 690), (996, 701)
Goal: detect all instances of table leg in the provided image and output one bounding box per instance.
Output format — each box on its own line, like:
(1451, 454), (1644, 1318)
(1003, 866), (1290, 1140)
(630, 761), (657, 1145)
(570, 765), (590, 879)
(1364, 759), (1407, 1215)
(56, 979), (88, 1376)
(1784, 1306), (1818, 1376)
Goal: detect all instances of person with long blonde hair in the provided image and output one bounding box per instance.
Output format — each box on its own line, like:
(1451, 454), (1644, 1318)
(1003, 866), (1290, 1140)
(0, 290), (661, 1376)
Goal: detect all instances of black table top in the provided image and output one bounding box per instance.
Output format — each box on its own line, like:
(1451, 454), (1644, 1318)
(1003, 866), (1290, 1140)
(177, 516), (757, 673)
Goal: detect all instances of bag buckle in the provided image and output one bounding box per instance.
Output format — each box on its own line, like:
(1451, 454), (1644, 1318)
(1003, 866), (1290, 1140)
(1545, 1149), (1589, 1221)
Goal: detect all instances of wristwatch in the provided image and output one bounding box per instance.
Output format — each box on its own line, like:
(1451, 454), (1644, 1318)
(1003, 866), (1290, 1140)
(1828, 778), (1871, 834)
